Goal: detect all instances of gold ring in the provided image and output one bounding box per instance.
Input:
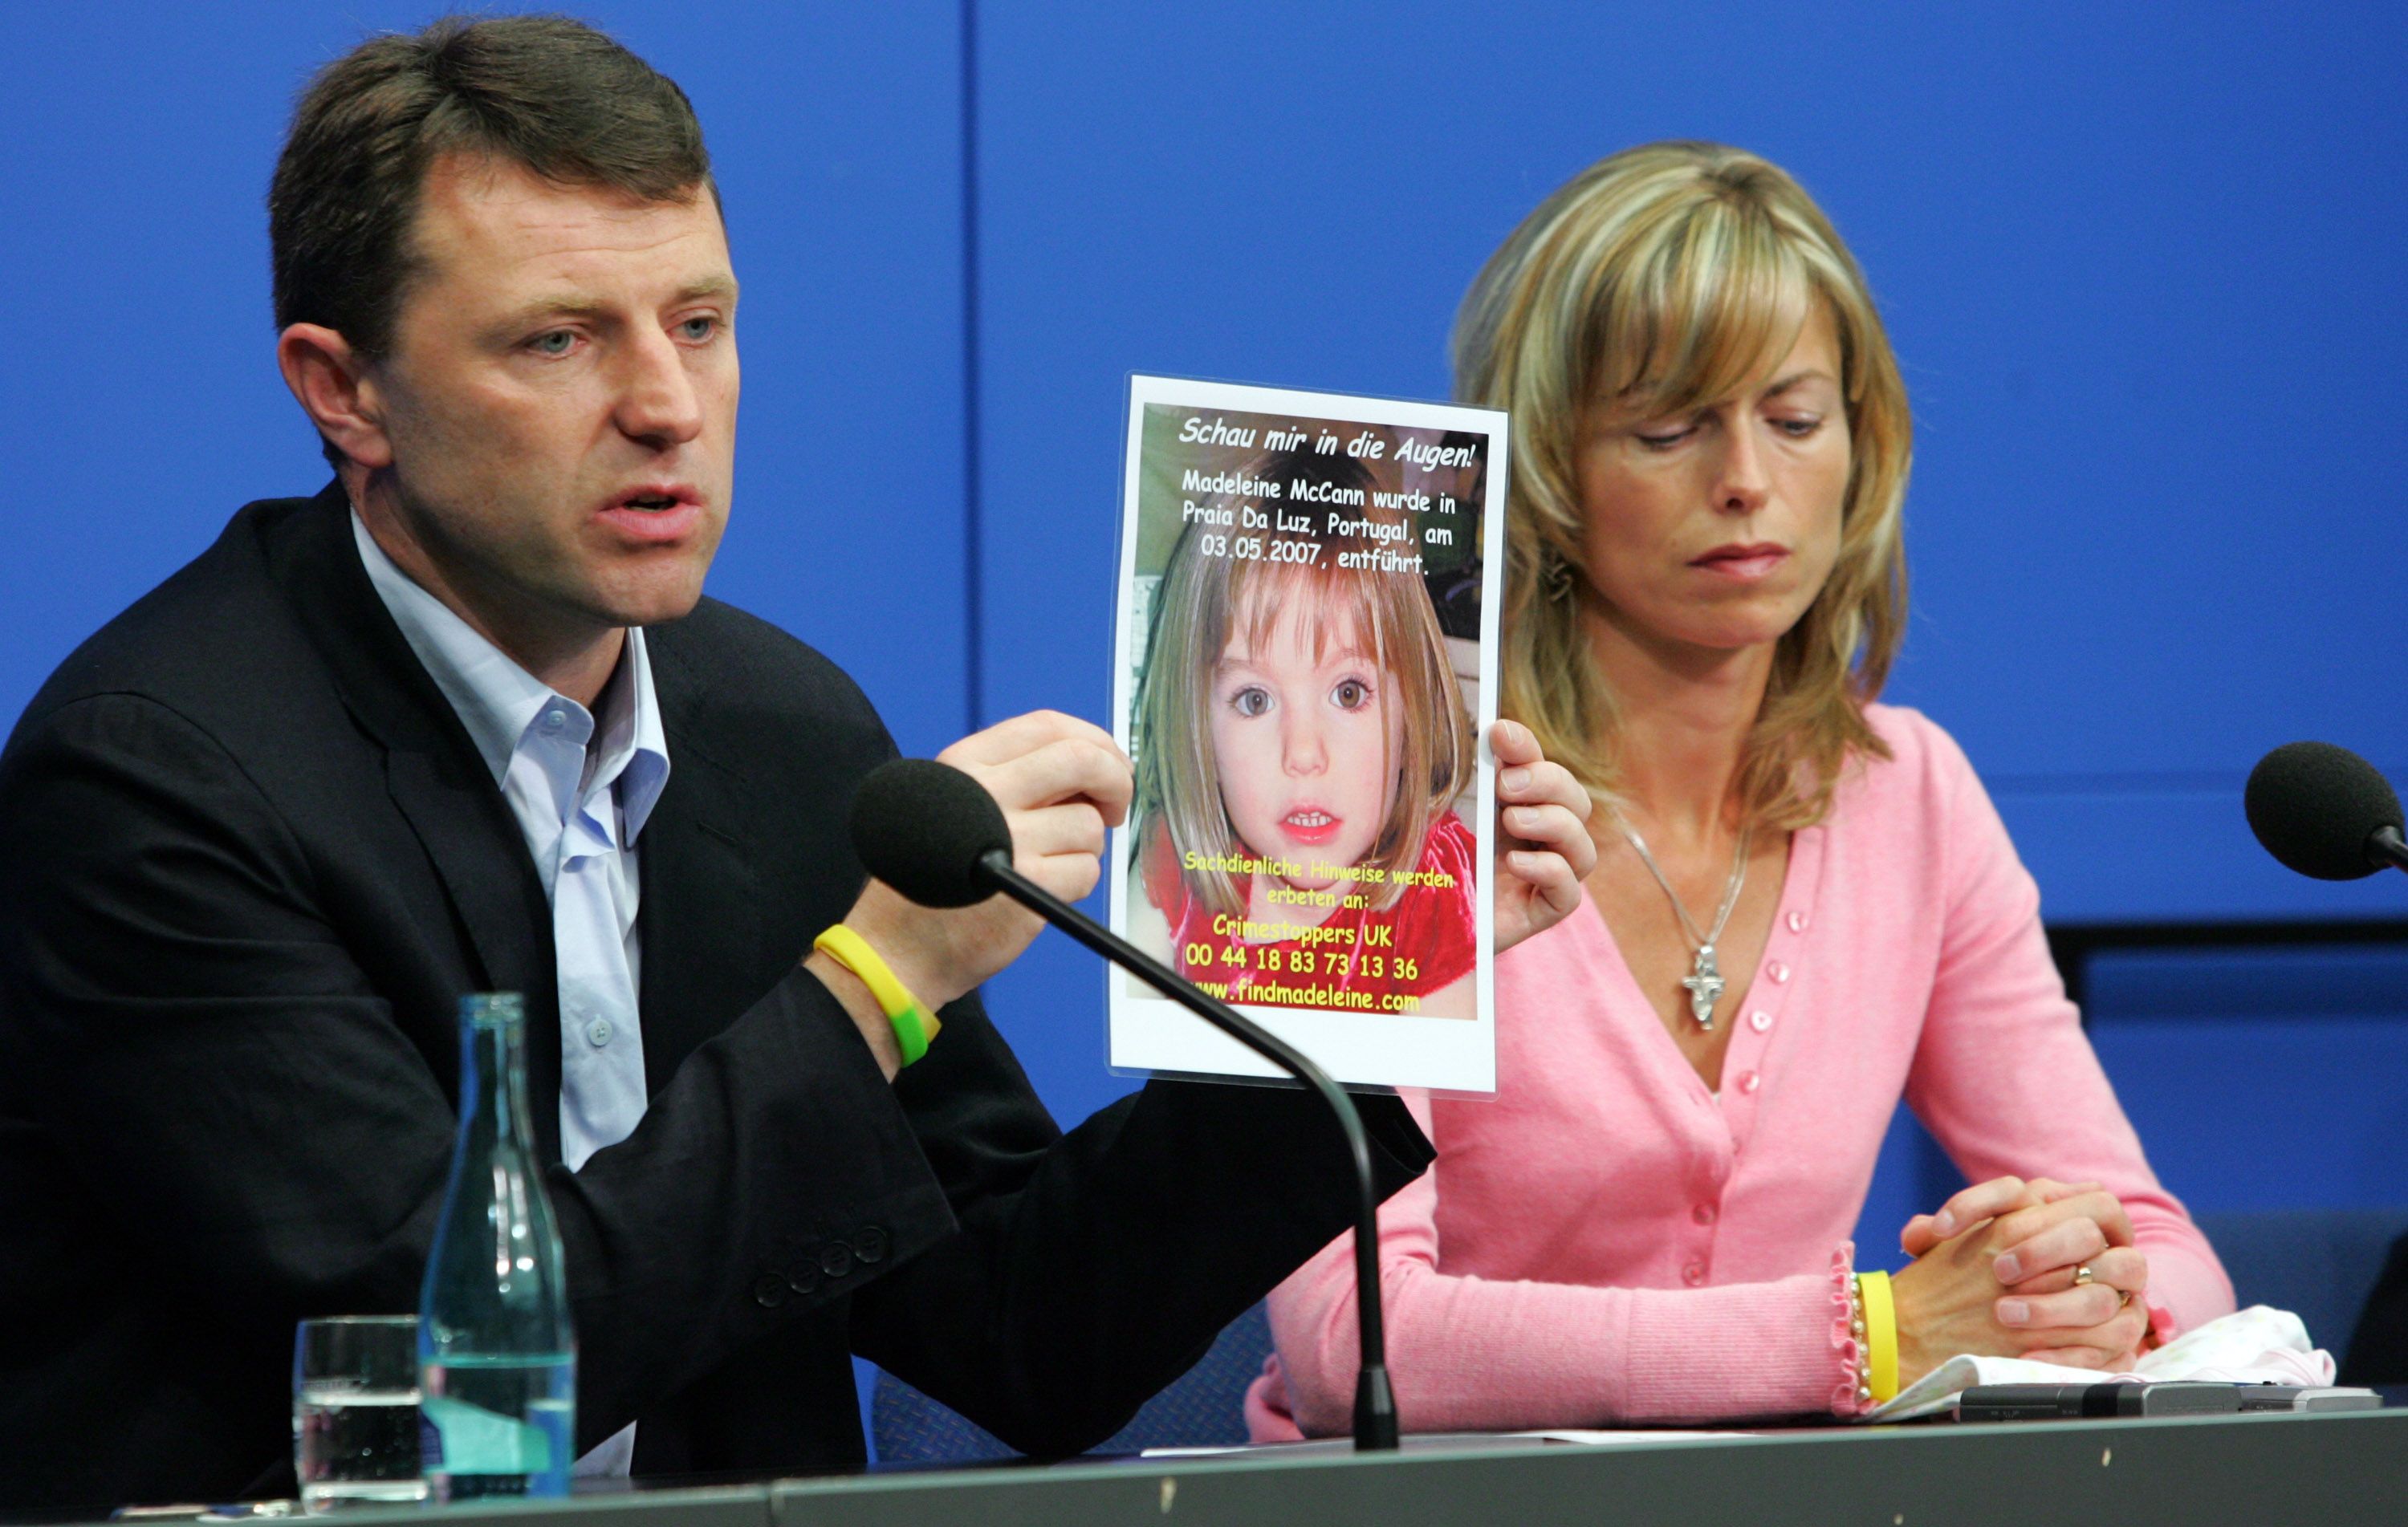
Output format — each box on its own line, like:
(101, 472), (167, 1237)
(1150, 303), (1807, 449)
(2073, 1263), (2095, 1286)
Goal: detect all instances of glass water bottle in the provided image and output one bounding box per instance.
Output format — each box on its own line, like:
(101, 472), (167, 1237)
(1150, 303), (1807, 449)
(417, 993), (576, 1500)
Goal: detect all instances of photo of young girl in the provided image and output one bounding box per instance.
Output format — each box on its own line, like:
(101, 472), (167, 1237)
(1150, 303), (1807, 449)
(1128, 448), (1479, 1018)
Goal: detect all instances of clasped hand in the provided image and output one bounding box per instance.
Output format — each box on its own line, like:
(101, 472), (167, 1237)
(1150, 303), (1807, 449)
(1889, 1176), (2152, 1385)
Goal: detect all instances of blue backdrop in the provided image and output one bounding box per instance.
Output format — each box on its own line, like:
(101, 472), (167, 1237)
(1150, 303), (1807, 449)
(6, 0), (2404, 1364)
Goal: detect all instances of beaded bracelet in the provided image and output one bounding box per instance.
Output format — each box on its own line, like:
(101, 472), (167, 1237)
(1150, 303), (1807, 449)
(1846, 1271), (1873, 1411)
(1829, 1247), (1871, 1415)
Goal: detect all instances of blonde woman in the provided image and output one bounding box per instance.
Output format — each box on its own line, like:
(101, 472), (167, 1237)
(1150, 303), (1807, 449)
(1248, 143), (2234, 1435)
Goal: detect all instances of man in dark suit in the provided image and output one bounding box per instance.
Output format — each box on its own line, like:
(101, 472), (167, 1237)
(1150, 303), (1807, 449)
(0, 16), (1389, 1510)
(0, 14), (1595, 1513)
(2341, 1239), (2408, 1387)
(1, 477), (1410, 1504)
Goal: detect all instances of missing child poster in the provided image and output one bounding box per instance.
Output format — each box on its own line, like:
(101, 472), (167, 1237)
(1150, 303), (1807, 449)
(1108, 376), (1507, 1094)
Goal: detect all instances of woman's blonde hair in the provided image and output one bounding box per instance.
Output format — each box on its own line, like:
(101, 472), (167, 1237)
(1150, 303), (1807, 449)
(1454, 141), (1911, 830)
(1132, 449), (1475, 919)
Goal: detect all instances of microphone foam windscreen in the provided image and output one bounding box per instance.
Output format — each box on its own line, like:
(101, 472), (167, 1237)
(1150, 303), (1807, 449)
(848, 758), (1014, 908)
(2244, 741), (2406, 881)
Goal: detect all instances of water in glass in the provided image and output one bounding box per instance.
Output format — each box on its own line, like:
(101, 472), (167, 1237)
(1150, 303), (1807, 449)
(292, 1315), (427, 1512)
(295, 1385), (425, 1509)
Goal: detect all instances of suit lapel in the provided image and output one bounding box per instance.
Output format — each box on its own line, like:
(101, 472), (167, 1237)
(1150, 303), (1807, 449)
(637, 636), (764, 1088)
(271, 485), (564, 1163)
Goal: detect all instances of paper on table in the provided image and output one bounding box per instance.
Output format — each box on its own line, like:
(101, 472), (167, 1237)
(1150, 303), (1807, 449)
(1862, 1305), (2337, 1423)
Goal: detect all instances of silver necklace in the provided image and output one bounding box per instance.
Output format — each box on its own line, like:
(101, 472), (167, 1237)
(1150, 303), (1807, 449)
(1618, 819), (1752, 1031)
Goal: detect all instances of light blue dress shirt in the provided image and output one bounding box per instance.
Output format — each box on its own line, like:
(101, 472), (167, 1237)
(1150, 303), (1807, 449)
(353, 512), (668, 1475)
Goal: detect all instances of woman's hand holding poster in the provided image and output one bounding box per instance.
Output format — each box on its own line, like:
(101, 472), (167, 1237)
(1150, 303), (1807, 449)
(1108, 376), (1507, 1093)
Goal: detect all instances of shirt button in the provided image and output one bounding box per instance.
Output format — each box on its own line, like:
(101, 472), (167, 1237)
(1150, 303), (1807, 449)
(1768, 961), (1790, 984)
(1682, 1262), (1706, 1286)
(586, 1017), (614, 1047)
(1749, 1011), (1772, 1033)
(1739, 1070), (1762, 1094)
(542, 709), (567, 730)
(1692, 1203), (1717, 1226)
(1787, 911), (1808, 934)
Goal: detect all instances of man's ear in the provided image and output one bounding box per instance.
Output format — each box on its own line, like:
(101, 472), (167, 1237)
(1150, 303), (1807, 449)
(277, 323), (394, 470)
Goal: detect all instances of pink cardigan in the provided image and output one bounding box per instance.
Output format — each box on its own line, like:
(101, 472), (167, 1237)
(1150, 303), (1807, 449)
(1247, 705), (2235, 1437)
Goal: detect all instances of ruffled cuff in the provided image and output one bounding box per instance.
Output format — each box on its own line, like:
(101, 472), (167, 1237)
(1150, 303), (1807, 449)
(1828, 1241), (1872, 1417)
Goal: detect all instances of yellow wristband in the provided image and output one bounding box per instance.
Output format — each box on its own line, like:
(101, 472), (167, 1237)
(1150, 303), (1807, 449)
(1857, 1269), (1899, 1403)
(813, 925), (942, 1066)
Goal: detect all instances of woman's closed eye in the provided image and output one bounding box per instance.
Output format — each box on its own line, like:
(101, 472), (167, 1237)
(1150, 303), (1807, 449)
(1632, 407), (1826, 449)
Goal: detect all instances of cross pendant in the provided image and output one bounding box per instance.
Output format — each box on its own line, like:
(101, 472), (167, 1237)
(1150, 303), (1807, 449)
(1682, 944), (1725, 1030)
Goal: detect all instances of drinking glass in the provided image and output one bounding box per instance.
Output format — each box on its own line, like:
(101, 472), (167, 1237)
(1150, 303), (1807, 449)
(293, 1316), (429, 1511)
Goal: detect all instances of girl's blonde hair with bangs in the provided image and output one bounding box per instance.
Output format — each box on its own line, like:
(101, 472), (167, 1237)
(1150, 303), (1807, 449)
(1454, 141), (1911, 831)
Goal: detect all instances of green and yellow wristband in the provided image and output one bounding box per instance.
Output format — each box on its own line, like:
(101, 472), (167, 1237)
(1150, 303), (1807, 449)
(813, 925), (941, 1067)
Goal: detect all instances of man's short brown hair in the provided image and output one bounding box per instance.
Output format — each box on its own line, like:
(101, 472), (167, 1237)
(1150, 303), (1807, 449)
(270, 13), (713, 372)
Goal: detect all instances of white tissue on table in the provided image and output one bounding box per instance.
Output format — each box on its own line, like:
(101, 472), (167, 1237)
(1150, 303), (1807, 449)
(1862, 1306), (2336, 1423)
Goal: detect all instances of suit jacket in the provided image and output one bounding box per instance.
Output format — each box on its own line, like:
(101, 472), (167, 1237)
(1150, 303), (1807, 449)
(0, 485), (1430, 1511)
(2341, 1234), (2408, 1387)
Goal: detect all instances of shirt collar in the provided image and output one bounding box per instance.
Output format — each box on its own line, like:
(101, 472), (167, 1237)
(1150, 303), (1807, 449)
(351, 509), (671, 841)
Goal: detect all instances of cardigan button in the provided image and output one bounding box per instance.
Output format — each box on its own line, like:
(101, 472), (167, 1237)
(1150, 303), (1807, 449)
(1768, 961), (1790, 984)
(1787, 911), (1808, 933)
(1749, 1011), (1772, 1034)
(1682, 1262), (1706, 1286)
(1738, 1070), (1762, 1094)
(1692, 1203), (1716, 1226)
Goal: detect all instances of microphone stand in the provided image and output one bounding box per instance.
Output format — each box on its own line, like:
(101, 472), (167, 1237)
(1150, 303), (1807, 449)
(972, 847), (1400, 1452)
(2372, 826), (2408, 876)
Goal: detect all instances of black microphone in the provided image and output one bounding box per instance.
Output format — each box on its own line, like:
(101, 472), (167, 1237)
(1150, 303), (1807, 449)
(849, 757), (1401, 1452)
(2244, 741), (2408, 880)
